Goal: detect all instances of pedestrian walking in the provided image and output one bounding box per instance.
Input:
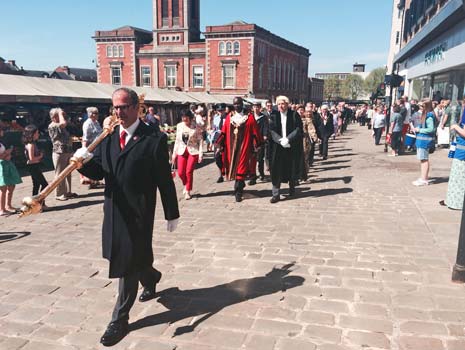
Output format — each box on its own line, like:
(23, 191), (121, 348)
(81, 107), (103, 189)
(315, 105), (334, 160)
(172, 109), (204, 200)
(75, 87), (180, 346)
(269, 96), (303, 203)
(372, 106), (385, 145)
(216, 97), (262, 202)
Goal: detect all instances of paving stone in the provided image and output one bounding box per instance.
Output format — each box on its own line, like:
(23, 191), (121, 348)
(399, 336), (445, 350)
(275, 337), (317, 350)
(304, 324), (342, 343)
(346, 331), (390, 349)
(243, 334), (277, 350)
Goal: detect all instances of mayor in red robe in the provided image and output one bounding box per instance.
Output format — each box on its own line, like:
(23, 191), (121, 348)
(217, 97), (262, 202)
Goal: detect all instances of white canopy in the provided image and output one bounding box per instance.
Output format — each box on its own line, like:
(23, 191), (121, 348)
(0, 74), (237, 105)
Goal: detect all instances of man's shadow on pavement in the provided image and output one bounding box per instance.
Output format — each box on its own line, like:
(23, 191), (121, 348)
(130, 263), (304, 337)
(0, 231), (31, 244)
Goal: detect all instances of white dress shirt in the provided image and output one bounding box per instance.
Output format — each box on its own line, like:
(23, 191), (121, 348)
(119, 118), (140, 147)
(280, 111), (287, 138)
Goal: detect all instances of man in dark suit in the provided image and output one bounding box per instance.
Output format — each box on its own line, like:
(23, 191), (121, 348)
(315, 104), (334, 160)
(75, 87), (180, 346)
(268, 96), (303, 203)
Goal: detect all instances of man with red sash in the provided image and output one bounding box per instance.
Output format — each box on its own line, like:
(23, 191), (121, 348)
(217, 97), (262, 202)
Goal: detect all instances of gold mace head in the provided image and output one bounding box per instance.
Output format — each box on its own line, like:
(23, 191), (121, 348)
(18, 196), (43, 218)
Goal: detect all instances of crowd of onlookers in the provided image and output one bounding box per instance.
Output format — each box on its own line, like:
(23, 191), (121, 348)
(2, 93), (464, 214)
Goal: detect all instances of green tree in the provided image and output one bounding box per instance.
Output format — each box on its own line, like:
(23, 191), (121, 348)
(323, 76), (342, 101)
(364, 67), (387, 95)
(341, 74), (365, 100)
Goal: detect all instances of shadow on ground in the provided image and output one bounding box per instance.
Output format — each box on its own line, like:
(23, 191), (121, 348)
(130, 263), (304, 337)
(0, 231), (31, 244)
(49, 199), (104, 212)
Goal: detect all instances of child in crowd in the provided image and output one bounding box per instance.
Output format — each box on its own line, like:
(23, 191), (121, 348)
(22, 125), (49, 199)
(0, 127), (22, 216)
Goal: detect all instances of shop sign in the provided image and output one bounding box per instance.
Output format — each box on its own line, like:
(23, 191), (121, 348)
(424, 42), (447, 65)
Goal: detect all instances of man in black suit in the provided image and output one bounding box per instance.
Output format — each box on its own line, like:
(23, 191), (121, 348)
(315, 104), (334, 160)
(268, 96), (303, 203)
(75, 87), (180, 346)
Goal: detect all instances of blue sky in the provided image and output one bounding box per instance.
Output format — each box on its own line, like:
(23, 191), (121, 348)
(0, 0), (392, 75)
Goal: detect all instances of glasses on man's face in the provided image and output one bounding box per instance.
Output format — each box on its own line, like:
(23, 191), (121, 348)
(113, 104), (132, 111)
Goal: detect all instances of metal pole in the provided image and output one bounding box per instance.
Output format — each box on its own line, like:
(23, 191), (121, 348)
(452, 192), (465, 283)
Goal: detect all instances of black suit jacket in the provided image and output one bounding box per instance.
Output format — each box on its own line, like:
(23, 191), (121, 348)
(269, 109), (303, 184)
(315, 112), (334, 139)
(80, 121), (179, 278)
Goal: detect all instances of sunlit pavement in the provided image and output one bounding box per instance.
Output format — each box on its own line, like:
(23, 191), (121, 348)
(0, 125), (464, 350)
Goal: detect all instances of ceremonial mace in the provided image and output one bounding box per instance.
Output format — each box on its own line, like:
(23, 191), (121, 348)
(19, 94), (147, 217)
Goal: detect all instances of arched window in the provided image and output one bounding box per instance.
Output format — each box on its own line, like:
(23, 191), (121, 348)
(277, 60), (281, 88)
(226, 42), (233, 55)
(118, 45), (124, 57)
(106, 46), (112, 57)
(233, 41), (240, 55)
(112, 45), (118, 58)
(219, 41), (226, 56)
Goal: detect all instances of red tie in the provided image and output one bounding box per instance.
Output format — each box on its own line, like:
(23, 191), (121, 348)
(120, 130), (127, 150)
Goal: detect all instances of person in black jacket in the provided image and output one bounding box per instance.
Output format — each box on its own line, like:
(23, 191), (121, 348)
(269, 96), (303, 203)
(315, 105), (334, 160)
(75, 87), (180, 347)
(249, 102), (269, 184)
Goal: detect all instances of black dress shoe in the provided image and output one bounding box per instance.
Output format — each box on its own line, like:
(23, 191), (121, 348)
(235, 192), (243, 202)
(270, 196), (280, 204)
(248, 178), (257, 186)
(216, 176), (224, 183)
(139, 270), (162, 302)
(100, 320), (128, 347)
(289, 188), (296, 197)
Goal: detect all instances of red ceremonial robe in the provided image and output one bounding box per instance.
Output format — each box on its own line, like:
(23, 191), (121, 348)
(218, 112), (262, 181)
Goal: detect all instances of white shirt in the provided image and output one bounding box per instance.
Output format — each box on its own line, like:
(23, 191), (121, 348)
(280, 111), (287, 138)
(119, 118), (140, 147)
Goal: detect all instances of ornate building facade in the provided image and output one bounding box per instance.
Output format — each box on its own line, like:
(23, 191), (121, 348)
(93, 0), (310, 102)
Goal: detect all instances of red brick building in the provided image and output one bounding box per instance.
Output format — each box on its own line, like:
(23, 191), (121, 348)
(93, 0), (310, 102)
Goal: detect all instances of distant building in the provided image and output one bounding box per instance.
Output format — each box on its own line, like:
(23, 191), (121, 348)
(308, 77), (324, 105)
(93, 0), (310, 102)
(50, 66), (97, 82)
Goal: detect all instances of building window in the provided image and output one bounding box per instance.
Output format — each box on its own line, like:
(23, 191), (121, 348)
(112, 45), (118, 58)
(162, 0), (168, 26)
(219, 42), (226, 56)
(277, 61), (281, 89)
(118, 45), (124, 57)
(193, 66), (204, 88)
(395, 31), (400, 44)
(222, 64), (235, 88)
(141, 66), (151, 87)
(259, 63), (263, 89)
(106, 46), (112, 57)
(233, 41), (240, 55)
(111, 67), (121, 85)
(165, 65), (176, 87)
(172, 0), (179, 23)
(226, 42), (233, 55)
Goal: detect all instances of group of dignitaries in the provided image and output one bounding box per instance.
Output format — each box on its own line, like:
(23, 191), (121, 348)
(70, 88), (340, 346)
(215, 95), (338, 203)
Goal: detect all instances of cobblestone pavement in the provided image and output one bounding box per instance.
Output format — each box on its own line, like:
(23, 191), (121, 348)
(1, 125), (464, 350)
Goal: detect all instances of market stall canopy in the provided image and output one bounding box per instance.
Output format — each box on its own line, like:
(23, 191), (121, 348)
(0, 74), (237, 105)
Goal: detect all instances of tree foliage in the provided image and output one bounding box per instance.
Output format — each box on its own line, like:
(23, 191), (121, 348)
(323, 76), (343, 101)
(341, 74), (365, 100)
(364, 67), (387, 95)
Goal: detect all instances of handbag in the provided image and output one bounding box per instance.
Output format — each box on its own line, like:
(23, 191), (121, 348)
(171, 163), (176, 178)
(386, 133), (392, 144)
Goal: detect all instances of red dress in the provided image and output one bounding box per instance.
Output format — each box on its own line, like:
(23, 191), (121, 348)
(218, 112), (262, 181)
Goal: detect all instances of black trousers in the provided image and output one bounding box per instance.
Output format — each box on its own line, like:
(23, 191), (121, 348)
(26, 163), (48, 196)
(308, 142), (315, 166)
(373, 127), (383, 145)
(319, 136), (330, 158)
(111, 266), (161, 323)
(257, 146), (266, 177)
